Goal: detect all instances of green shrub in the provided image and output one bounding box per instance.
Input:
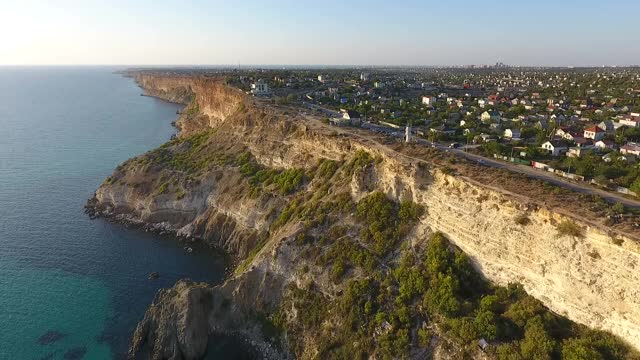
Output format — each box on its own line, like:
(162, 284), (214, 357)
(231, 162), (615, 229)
(356, 192), (420, 256)
(556, 220), (584, 238)
(520, 316), (557, 360)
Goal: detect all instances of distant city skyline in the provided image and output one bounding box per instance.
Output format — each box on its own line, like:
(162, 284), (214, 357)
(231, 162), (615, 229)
(2, 0), (639, 67)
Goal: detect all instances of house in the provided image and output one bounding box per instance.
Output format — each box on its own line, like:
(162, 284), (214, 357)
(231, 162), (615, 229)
(595, 140), (616, 150)
(430, 126), (456, 136)
(535, 119), (549, 130)
(555, 127), (571, 138)
(250, 79), (271, 96)
(619, 114), (640, 128)
(481, 110), (501, 122)
(541, 140), (568, 156)
(421, 95), (435, 106)
(567, 146), (594, 158)
(330, 109), (361, 126)
(598, 120), (615, 133)
(574, 138), (594, 147)
(550, 114), (566, 125)
(474, 134), (497, 143)
(620, 142), (640, 156)
(478, 99), (487, 108)
(504, 128), (521, 140)
(562, 131), (584, 142)
(583, 126), (606, 141)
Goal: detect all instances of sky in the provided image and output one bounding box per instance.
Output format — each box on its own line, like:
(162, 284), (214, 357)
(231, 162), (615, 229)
(1, 0), (639, 66)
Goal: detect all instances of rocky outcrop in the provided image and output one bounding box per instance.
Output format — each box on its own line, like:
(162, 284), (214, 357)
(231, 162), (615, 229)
(92, 73), (640, 358)
(129, 280), (212, 360)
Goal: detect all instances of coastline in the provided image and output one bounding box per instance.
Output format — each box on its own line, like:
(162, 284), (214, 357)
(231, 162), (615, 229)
(86, 72), (640, 357)
(84, 79), (276, 358)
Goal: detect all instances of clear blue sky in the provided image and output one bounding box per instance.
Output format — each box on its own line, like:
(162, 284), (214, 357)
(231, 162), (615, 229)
(2, 0), (639, 66)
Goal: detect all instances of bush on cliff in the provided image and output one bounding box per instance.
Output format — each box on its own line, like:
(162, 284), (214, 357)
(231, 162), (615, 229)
(356, 191), (422, 256)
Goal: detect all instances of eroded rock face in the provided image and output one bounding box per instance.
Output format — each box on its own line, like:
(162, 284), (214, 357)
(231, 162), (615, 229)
(129, 281), (212, 360)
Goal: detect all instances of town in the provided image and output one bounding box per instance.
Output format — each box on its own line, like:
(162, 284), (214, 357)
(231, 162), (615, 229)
(218, 66), (640, 201)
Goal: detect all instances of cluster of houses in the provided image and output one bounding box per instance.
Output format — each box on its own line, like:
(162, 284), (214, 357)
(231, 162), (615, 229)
(240, 69), (640, 171)
(539, 113), (640, 160)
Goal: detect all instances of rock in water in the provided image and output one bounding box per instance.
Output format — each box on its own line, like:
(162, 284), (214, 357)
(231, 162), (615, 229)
(129, 280), (212, 359)
(37, 330), (65, 345)
(148, 271), (160, 280)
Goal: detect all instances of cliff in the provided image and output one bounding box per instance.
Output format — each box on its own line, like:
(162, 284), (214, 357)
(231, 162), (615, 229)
(89, 74), (640, 359)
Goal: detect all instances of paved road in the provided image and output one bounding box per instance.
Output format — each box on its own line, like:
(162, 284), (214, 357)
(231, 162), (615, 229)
(416, 139), (640, 209)
(297, 104), (640, 209)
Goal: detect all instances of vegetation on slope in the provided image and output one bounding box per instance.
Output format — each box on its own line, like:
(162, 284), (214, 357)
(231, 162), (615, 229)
(270, 231), (638, 360)
(249, 152), (638, 360)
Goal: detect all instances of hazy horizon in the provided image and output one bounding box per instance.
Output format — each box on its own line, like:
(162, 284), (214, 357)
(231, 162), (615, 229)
(3, 0), (639, 67)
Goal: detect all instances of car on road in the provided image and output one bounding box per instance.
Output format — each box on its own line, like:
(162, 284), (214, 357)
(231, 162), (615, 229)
(449, 142), (460, 149)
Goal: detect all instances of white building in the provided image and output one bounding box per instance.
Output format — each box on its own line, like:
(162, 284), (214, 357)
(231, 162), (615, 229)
(360, 73), (370, 81)
(541, 140), (568, 156)
(405, 125), (412, 143)
(251, 79), (271, 96)
(504, 128), (521, 140)
(620, 114), (640, 128)
(583, 126), (606, 141)
(421, 95), (435, 106)
(621, 142), (640, 156)
(481, 110), (501, 122)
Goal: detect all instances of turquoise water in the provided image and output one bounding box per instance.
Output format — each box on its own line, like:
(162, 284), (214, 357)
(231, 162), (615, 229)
(0, 67), (229, 359)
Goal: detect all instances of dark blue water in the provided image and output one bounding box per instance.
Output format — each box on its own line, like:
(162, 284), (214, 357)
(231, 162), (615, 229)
(0, 67), (228, 359)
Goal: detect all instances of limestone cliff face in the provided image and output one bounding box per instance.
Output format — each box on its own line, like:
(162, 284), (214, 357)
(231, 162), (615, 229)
(134, 74), (245, 135)
(364, 159), (640, 349)
(92, 75), (640, 357)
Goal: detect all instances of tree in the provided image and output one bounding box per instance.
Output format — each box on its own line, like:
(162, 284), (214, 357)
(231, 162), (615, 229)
(630, 178), (640, 194)
(561, 338), (603, 360)
(423, 273), (461, 317)
(520, 316), (556, 360)
(474, 310), (498, 340)
(496, 343), (524, 360)
(424, 232), (453, 274)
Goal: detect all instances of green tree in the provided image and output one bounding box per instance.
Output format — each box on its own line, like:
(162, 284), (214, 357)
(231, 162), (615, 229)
(561, 338), (603, 360)
(474, 310), (498, 340)
(423, 273), (461, 317)
(520, 316), (556, 360)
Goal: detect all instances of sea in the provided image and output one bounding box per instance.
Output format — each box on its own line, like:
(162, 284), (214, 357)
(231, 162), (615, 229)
(0, 67), (247, 359)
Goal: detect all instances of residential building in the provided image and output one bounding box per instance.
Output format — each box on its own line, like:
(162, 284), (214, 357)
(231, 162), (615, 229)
(421, 95), (435, 106)
(595, 140), (616, 150)
(619, 114), (640, 128)
(250, 79), (271, 96)
(621, 142), (640, 156)
(598, 120), (615, 133)
(541, 140), (568, 156)
(481, 110), (500, 122)
(583, 126), (606, 141)
(504, 128), (521, 139)
(331, 109), (361, 126)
